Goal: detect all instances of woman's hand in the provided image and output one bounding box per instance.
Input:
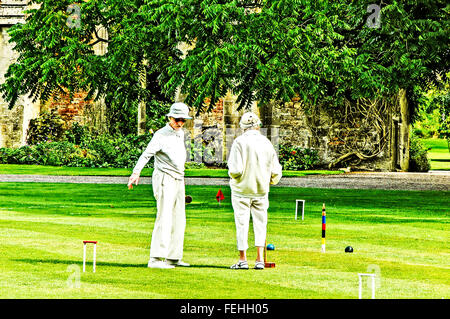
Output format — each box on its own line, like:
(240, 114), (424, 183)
(127, 172), (140, 189)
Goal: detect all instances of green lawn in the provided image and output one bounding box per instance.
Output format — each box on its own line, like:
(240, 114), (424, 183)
(0, 182), (448, 299)
(421, 138), (450, 170)
(0, 164), (343, 178)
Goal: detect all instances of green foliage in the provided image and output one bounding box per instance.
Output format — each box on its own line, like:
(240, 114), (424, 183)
(434, 76), (450, 148)
(278, 144), (320, 170)
(0, 0), (174, 134)
(156, 0), (364, 111)
(64, 121), (89, 145)
(348, 1), (449, 102)
(440, 116), (450, 152)
(1, 122), (155, 168)
(413, 108), (442, 138)
(145, 100), (171, 133)
(409, 134), (431, 172)
(184, 161), (206, 169)
(26, 112), (66, 145)
(87, 133), (153, 168)
(413, 72), (450, 149)
(0, 141), (99, 167)
(2, 0), (448, 116)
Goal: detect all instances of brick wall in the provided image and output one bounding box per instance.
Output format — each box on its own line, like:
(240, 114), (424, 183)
(43, 91), (92, 124)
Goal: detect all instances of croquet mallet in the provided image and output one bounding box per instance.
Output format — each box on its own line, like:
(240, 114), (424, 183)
(264, 240), (275, 268)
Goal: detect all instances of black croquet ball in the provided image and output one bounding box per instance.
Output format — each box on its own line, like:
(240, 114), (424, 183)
(345, 246), (354, 253)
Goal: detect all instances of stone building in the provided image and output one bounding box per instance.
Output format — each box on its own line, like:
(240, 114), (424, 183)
(0, 0), (39, 148)
(181, 93), (405, 171)
(0, 1), (408, 171)
(0, 0), (107, 149)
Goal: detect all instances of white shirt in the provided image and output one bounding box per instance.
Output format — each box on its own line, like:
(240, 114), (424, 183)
(228, 129), (282, 197)
(133, 124), (186, 180)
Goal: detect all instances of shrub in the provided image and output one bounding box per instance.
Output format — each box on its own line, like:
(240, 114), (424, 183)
(409, 135), (431, 172)
(0, 132), (154, 169)
(185, 161), (206, 169)
(3, 127), (321, 171)
(65, 122), (91, 145)
(278, 144), (320, 170)
(86, 133), (153, 168)
(0, 142), (100, 167)
(26, 112), (66, 145)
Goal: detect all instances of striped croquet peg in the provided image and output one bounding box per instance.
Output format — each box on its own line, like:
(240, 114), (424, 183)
(321, 203), (326, 253)
(83, 240), (98, 272)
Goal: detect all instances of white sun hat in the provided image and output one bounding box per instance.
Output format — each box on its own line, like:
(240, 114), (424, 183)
(166, 102), (192, 119)
(239, 112), (262, 129)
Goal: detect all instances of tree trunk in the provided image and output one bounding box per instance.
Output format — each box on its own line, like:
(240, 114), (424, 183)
(398, 88), (410, 171)
(137, 63), (147, 135)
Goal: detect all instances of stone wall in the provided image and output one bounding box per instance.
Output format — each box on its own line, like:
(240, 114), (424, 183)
(272, 101), (333, 164)
(269, 100), (397, 170)
(41, 90), (107, 133)
(0, 0), (28, 26)
(180, 91), (261, 163)
(0, 24), (40, 148)
(0, 1), (40, 148)
(181, 94), (397, 170)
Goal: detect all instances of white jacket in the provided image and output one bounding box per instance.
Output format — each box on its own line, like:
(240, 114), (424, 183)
(228, 129), (282, 197)
(133, 124), (186, 180)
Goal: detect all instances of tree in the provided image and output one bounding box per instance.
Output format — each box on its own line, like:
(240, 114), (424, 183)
(150, 0), (369, 112)
(343, 1), (449, 170)
(151, 0), (448, 170)
(1, 0), (448, 127)
(146, 0), (449, 113)
(417, 73), (450, 149)
(0, 0), (380, 114)
(0, 0), (175, 135)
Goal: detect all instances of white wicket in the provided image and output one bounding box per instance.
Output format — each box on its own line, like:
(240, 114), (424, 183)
(358, 273), (376, 299)
(295, 199), (305, 220)
(83, 241), (97, 272)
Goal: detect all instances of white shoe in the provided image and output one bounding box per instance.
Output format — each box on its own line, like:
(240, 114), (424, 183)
(230, 260), (249, 270)
(148, 260), (175, 269)
(254, 261), (265, 270)
(166, 259), (190, 267)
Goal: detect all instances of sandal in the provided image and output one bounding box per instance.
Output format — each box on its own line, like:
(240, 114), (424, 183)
(230, 260), (249, 270)
(254, 261), (265, 270)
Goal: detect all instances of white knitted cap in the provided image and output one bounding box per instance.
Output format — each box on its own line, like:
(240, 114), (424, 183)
(239, 112), (261, 129)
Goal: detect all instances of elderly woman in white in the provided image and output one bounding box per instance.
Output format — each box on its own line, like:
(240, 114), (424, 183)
(128, 102), (192, 269)
(228, 112), (282, 270)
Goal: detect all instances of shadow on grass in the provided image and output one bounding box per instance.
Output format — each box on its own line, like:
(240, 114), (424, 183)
(13, 258), (228, 269)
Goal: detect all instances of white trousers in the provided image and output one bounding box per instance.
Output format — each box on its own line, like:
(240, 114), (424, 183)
(231, 193), (269, 251)
(150, 169), (186, 261)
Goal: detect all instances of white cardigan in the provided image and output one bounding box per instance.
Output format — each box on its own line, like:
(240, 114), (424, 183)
(228, 129), (282, 197)
(133, 124), (186, 180)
